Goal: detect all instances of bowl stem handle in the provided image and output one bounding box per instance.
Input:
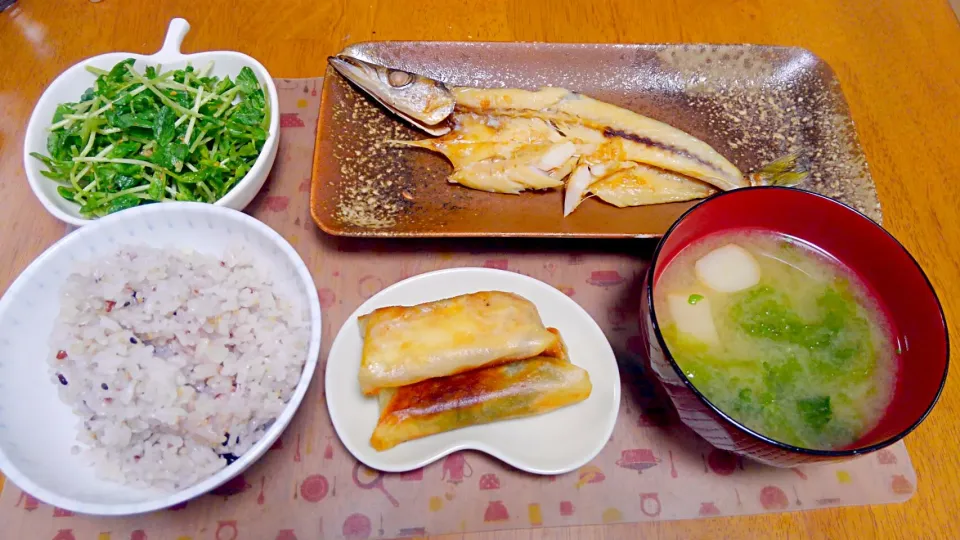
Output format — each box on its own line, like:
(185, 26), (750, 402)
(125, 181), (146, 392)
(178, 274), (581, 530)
(157, 18), (191, 56)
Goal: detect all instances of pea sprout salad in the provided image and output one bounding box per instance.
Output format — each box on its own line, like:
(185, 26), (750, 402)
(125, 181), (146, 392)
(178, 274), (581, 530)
(30, 59), (270, 218)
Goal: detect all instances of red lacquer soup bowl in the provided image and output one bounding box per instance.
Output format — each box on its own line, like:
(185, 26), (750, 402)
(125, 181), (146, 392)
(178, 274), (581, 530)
(639, 187), (948, 467)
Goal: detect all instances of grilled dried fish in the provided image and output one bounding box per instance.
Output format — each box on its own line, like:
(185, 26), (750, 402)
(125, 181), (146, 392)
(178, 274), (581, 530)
(393, 89), (730, 211)
(328, 55), (805, 216)
(452, 88), (744, 190)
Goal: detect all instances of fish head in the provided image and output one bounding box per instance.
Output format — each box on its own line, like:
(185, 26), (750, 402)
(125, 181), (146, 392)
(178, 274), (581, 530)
(328, 55), (455, 135)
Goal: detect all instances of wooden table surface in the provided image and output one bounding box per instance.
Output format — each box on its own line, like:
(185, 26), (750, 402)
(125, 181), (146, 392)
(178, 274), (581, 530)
(1, 1), (958, 538)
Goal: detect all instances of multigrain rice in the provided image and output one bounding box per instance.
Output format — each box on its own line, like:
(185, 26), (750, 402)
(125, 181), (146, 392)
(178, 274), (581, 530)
(49, 246), (309, 490)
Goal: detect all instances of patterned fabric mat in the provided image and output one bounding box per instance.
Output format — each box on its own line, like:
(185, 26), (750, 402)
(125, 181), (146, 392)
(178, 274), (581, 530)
(0, 78), (915, 540)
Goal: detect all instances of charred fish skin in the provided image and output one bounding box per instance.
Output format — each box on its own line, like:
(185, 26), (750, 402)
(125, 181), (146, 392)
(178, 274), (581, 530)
(328, 55), (456, 135)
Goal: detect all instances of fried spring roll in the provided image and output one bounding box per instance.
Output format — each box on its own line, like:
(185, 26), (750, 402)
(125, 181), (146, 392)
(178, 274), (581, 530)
(370, 355), (592, 451)
(358, 291), (559, 395)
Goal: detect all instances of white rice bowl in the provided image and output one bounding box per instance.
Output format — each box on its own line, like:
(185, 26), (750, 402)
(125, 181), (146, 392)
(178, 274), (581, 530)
(52, 246), (308, 490)
(0, 203), (321, 515)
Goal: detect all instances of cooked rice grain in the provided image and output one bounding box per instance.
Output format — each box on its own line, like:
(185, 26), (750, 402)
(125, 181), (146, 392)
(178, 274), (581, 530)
(49, 246), (309, 490)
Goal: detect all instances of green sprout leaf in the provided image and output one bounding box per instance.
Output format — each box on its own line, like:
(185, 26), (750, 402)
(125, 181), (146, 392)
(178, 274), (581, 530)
(31, 58), (268, 217)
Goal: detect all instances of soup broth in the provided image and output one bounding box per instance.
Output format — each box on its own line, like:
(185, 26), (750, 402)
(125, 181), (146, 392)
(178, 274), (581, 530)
(655, 230), (897, 450)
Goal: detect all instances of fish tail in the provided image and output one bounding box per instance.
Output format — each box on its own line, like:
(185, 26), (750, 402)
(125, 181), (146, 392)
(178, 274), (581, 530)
(748, 153), (809, 187)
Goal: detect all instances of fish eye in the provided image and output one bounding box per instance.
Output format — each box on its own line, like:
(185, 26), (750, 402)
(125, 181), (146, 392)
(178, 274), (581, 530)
(387, 70), (415, 88)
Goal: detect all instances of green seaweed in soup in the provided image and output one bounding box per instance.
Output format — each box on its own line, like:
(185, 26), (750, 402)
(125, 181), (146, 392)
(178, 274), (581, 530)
(655, 231), (897, 450)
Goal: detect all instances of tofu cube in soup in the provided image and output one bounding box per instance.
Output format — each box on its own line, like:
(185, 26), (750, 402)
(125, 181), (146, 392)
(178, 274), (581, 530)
(694, 243), (761, 293)
(666, 293), (719, 346)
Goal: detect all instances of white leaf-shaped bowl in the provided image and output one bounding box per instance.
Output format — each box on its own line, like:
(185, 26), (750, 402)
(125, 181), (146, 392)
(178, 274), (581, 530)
(325, 268), (621, 474)
(23, 18), (280, 226)
(0, 203), (321, 515)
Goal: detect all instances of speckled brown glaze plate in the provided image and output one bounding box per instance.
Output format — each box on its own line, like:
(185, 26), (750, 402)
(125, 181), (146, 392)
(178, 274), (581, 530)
(311, 42), (880, 238)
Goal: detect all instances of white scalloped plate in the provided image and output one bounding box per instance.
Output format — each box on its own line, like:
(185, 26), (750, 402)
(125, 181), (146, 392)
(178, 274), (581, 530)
(325, 268), (620, 474)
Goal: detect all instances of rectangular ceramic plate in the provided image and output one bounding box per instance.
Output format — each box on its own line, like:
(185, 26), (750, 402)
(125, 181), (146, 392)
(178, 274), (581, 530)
(311, 42), (881, 238)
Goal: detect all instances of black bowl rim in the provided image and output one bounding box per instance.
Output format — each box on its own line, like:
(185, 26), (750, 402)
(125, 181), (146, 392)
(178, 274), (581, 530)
(646, 185), (950, 457)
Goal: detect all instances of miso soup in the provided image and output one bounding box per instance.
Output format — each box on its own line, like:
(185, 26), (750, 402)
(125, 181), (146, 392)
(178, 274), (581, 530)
(655, 230), (897, 450)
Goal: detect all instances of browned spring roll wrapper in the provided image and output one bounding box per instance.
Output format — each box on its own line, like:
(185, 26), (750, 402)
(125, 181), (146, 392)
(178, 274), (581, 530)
(358, 291), (559, 395)
(370, 350), (591, 451)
